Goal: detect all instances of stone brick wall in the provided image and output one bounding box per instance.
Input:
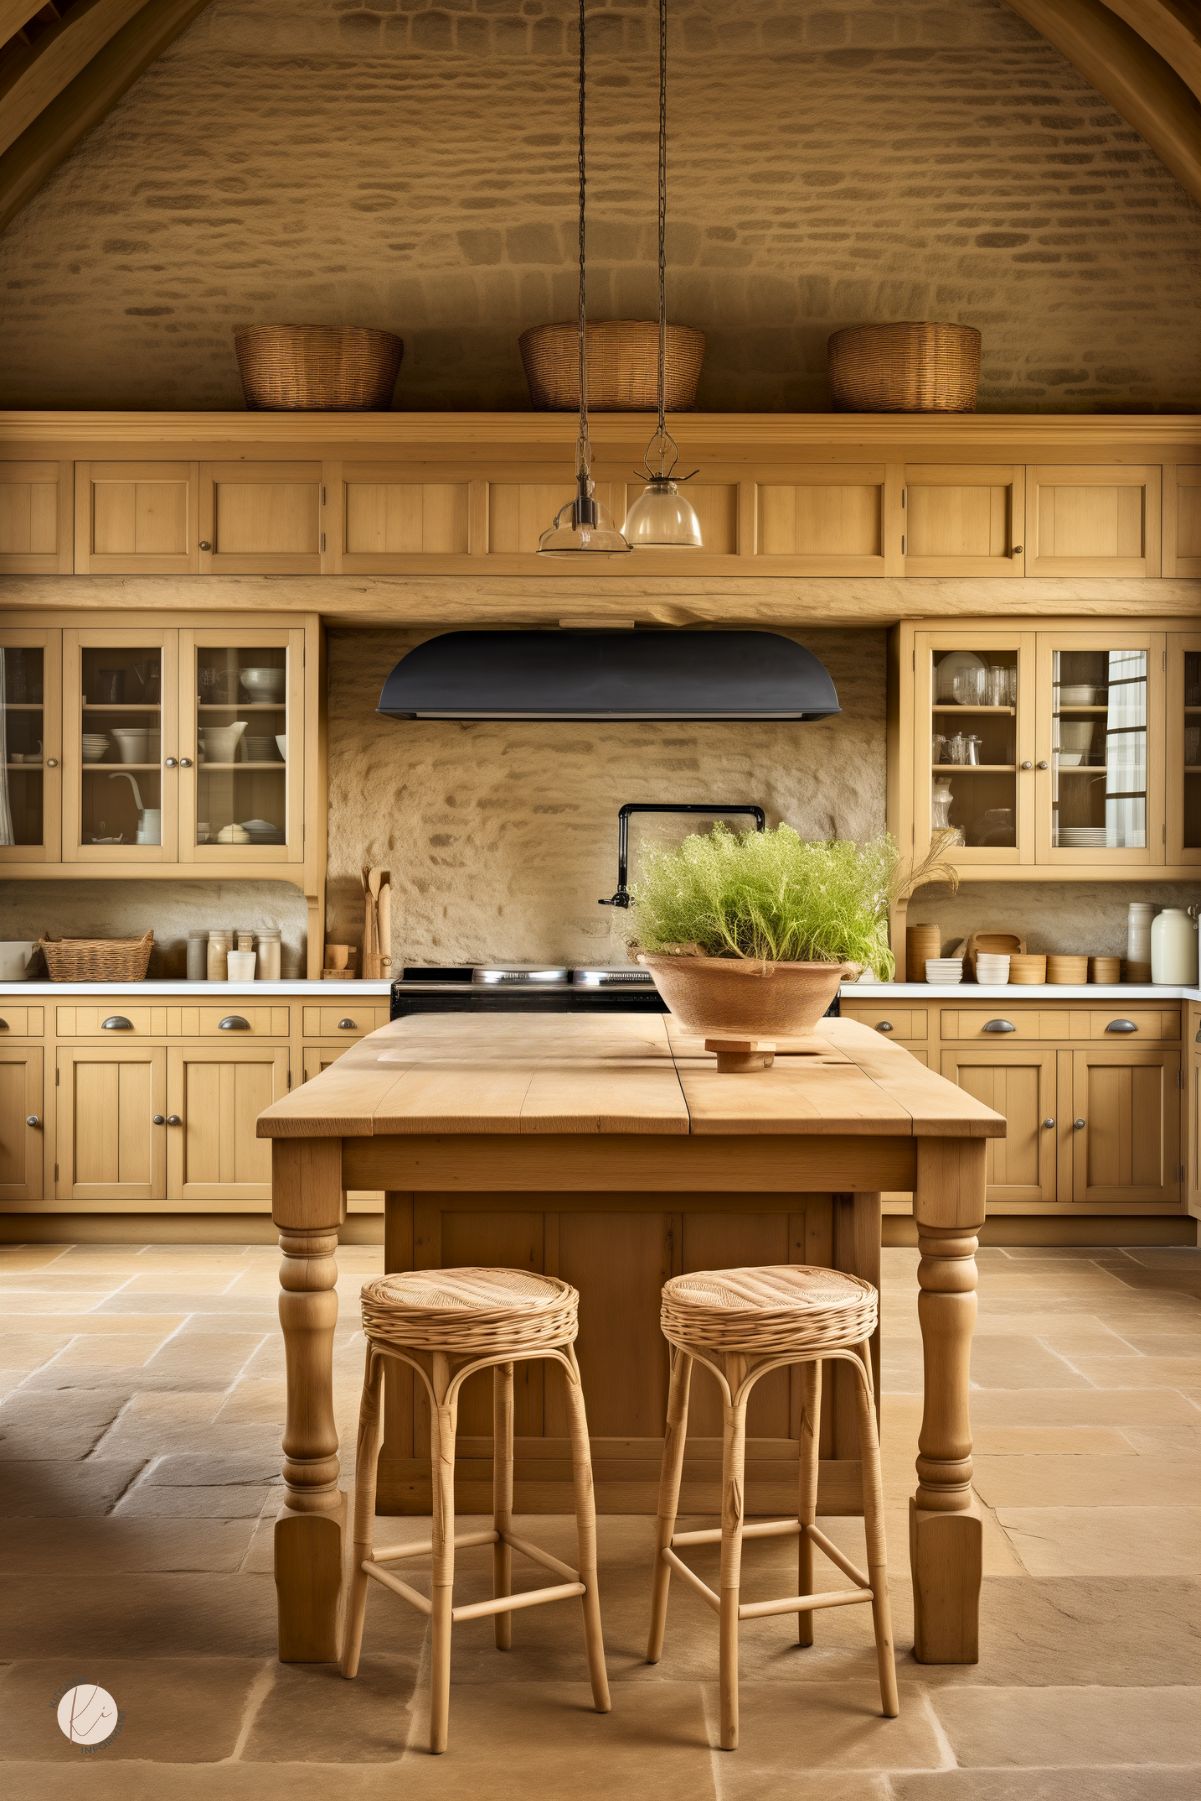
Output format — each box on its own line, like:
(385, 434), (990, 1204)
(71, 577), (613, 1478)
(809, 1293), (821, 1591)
(0, 0), (1197, 410)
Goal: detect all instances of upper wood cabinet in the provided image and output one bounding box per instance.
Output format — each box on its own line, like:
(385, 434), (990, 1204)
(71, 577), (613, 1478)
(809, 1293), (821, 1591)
(1025, 465), (1161, 577)
(199, 462), (325, 573)
(336, 463), (472, 568)
(0, 627), (62, 865)
(1166, 631), (1201, 866)
(1164, 464), (1201, 577)
(751, 465), (894, 574)
(76, 461), (199, 574)
(0, 461), (72, 573)
(902, 465), (1024, 576)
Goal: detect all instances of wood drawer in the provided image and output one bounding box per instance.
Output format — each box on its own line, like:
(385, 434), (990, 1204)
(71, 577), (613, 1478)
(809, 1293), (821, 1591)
(1086, 1008), (1180, 1042)
(841, 1005), (927, 1041)
(302, 1004), (390, 1038)
(0, 1006), (43, 1036)
(941, 1008), (1062, 1041)
(57, 1003), (290, 1037)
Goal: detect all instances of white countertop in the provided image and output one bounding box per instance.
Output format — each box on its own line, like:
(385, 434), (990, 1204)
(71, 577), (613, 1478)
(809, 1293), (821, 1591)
(0, 979), (392, 996)
(2, 978), (1199, 1002)
(844, 981), (1201, 1001)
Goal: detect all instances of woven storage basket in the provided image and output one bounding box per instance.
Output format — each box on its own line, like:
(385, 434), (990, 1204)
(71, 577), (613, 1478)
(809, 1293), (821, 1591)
(519, 319), (704, 410)
(828, 321), (981, 413)
(235, 325), (403, 411)
(39, 930), (153, 983)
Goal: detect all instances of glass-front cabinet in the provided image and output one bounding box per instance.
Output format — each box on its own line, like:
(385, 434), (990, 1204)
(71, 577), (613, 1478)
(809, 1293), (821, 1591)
(0, 628), (61, 863)
(910, 627), (1166, 872)
(178, 629), (304, 863)
(64, 628), (177, 862)
(1168, 633), (1201, 865)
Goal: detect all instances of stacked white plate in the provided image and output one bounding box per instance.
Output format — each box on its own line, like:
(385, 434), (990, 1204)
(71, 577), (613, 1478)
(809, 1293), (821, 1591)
(925, 957), (964, 985)
(82, 733), (109, 763)
(975, 953), (1011, 984)
(1058, 827), (1111, 848)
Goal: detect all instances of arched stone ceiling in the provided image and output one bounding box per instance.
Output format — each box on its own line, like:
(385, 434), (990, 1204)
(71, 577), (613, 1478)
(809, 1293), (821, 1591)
(0, 0), (1197, 236)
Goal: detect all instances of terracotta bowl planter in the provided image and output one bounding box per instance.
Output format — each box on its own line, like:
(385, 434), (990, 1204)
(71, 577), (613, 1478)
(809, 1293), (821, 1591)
(636, 953), (858, 1042)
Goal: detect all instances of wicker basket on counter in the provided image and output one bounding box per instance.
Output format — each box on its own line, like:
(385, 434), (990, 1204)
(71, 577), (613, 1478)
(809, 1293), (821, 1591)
(519, 319), (704, 410)
(39, 931), (153, 983)
(827, 322), (981, 412)
(235, 325), (404, 410)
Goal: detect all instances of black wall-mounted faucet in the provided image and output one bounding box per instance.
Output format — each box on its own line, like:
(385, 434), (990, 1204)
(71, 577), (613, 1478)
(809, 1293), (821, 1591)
(598, 802), (767, 909)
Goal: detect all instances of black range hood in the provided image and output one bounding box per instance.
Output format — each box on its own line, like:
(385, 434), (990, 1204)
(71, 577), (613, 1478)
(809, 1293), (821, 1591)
(377, 630), (840, 721)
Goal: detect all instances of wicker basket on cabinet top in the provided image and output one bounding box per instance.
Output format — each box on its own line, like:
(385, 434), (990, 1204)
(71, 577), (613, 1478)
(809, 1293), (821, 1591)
(39, 930), (153, 982)
(519, 319), (704, 410)
(235, 325), (403, 410)
(827, 322), (980, 412)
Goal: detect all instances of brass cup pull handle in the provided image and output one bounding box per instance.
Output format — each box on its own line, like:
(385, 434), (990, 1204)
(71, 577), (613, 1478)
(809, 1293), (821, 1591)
(0, 1019), (7, 1031)
(26, 1114), (40, 1128)
(1105, 1019), (1138, 1034)
(875, 1021), (893, 1033)
(152, 1114), (166, 1126)
(338, 1018), (358, 1030)
(166, 1114), (182, 1126)
(983, 1019), (1016, 1034)
(1074, 1117), (1087, 1130)
(102, 1015), (133, 1030)
(1042, 1117), (1056, 1130)
(219, 1015), (250, 1030)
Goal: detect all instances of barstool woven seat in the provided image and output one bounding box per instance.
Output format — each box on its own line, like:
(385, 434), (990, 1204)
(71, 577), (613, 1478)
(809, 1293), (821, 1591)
(343, 1266), (610, 1753)
(648, 1261), (898, 1750)
(661, 1265), (877, 1353)
(361, 1268), (578, 1355)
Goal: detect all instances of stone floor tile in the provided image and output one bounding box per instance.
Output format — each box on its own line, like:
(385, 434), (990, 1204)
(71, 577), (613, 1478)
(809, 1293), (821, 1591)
(1118, 1422), (1201, 1455)
(932, 1683), (1201, 1767)
(973, 1452), (1201, 1507)
(0, 1245), (71, 1269)
(0, 1657), (264, 1762)
(120, 1271), (242, 1295)
(143, 1452), (283, 1487)
(1106, 1329), (1201, 1357)
(996, 1505), (1201, 1577)
(212, 1377), (292, 1423)
(971, 1424), (1133, 1456)
(0, 1332), (75, 1371)
(242, 1655), (418, 1761)
(50, 1333), (174, 1369)
(1, 1292), (109, 1314)
(95, 1414), (282, 1460)
(893, 1771), (1201, 1800)
(704, 1679), (945, 1770)
(967, 1387), (1200, 1427)
(141, 1332), (266, 1380)
(115, 1481), (271, 1519)
(3, 1312), (188, 1336)
(0, 1574), (279, 1657)
(0, 1516), (259, 1574)
(0, 1458), (145, 1517)
(1070, 1354), (1201, 1392)
(0, 1386), (126, 1457)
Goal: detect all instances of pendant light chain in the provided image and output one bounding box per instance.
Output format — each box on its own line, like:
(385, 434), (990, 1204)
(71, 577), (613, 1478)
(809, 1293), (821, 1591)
(576, 0), (590, 478)
(656, 0), (668, 443)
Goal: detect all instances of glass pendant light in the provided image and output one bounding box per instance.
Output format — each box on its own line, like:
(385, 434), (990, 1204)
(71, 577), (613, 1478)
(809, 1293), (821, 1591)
(623, 0), (702, 550)
(538, 0), (630, 556)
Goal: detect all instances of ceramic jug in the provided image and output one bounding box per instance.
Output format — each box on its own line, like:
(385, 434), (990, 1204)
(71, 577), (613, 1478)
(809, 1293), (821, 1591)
(1150, 907), (1197, 985)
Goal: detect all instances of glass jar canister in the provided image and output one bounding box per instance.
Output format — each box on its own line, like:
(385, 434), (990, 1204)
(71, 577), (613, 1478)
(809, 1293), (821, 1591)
(1127, 901), (1155, 981)
(187, 929), (208, 982)
(258, 930), (282, 982)
(207, 930), (231, 982)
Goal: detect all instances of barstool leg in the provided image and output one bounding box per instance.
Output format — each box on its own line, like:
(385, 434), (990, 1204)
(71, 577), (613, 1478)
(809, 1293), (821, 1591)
(796, 1358), (822, 1647)
(493, 1361), (514, 1650)
(719, 1365), (749, 1752)
(429, 1352), (459, 1754)
(340, 1345), (384, 1679)
(853, 1346), (899, 1718)
(562, 1345), (611, 1713)
(647, 1346), (692, 1663)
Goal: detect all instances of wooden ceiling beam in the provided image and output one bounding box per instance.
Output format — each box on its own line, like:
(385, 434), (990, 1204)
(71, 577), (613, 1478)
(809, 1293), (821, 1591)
(0, 2), (52, 46)
(0, 0), (210, 231)
(1006, 0), (1201, 203)
(1099, 0), (1201, 103)
(0, 0), (150, 158)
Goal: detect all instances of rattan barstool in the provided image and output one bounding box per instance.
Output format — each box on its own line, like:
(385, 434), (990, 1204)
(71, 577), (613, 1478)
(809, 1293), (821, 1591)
(646, 1264), (899, 1750)
(340, 1267), (611, 1753)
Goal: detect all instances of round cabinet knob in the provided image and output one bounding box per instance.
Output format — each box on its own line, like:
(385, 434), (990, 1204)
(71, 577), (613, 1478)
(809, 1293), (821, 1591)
(164, 756), (178, 769)
(1020, 760), (1033, 771)
(25, 1114), (40, 1128)
(152, 1114), (166, 1126)
(166, 1114), (182, 1127)
(1037, 760), (1050, 771)
(338, 1018), (358, 1031)
(1042, 1117), (1056, 1130)
(1012, 544), (1024, 555)
(199, 540), (212, 552)
(46, 756), (59, 769)
(179, 756), (194, 769)
(1074, 1117), (1087, 1130)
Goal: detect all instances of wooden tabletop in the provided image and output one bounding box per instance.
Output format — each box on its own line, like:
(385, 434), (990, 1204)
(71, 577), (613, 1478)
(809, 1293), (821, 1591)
(258, 1013), (1004, 1141)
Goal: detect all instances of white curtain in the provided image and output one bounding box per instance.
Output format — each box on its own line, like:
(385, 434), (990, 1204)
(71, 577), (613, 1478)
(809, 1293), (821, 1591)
(0, 650), (13, 847)
(1104, 648), (1147, 850)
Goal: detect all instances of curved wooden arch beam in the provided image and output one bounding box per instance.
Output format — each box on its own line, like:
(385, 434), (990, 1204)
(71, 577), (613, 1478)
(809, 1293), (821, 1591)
(1005, 0), (1201, 203)
(1100, 0), (1201, 105)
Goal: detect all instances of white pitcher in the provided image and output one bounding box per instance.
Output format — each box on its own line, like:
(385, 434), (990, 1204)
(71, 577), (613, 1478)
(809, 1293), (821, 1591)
(1150, 907), (1198, 985)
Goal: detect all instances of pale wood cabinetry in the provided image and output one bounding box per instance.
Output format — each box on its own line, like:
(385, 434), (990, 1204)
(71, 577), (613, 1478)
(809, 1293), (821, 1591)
(1068, 1046), (1181, 1208)
(0, 1045), (44, 1204)
(0, 626), (62, 864)
(1166, 632), (1201, 866)
(939, 1047), (1058, 1205)
(75, 461), (198, 574)
(166, 1043), (289, 1204)
(1165, 465), (1201, 576)
(751, 465), (894, 573)
(199, 462), (325, 573)
(55, 1043), (166, 1204)
(0, 461), (72, 573)
(1025, 465), (1161, 576)
(1187, 1003), (1201, 1221)
(74, 461), (325, 574)
(902, 465), (1024, 576)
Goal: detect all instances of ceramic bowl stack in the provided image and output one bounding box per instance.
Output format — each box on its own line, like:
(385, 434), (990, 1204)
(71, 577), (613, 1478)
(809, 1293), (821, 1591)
(82, 733), (110, 763)
(240, 667), (286, 702)
(244, 735), (277, 762)
(975, 952), (1011, 985)
(925, 956), (964, 986)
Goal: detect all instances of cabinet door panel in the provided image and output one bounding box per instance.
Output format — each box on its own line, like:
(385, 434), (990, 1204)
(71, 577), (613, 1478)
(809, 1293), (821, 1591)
(62, 627), (178, 864)
(1165, 465), (1201, 578)
(340, 466), (471, 566)
(199, 463), (324, 573)
(166, 1045), (288, 1205)
(75, 462), (198, 574)
(0, 1047), (43, 1203)
(754, 466), (890, 572)
(0, 627), (62, 863)
(913, 629), (1037, 868)
(0, 462), (72, 573)
(904, 465), (1023, 575)
(941, 1049), (1057, 1204)
(1167, 633), (1201, 866)
(486, 479), (622, 555)
(56, 1046), (165, 1202)
(1026, 466), (1161, 577)
(1070, 1049), (1180, 1207)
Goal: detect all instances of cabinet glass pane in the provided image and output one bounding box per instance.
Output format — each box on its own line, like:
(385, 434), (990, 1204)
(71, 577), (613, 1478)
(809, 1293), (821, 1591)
(1183, 650), (1201, 851)
(929, 647), (1019, 849)
(1051, 648), (1147, 851)
(80, 647), (163, 847)
(193, 645), (287, 849)
(0, 647), (45, 847)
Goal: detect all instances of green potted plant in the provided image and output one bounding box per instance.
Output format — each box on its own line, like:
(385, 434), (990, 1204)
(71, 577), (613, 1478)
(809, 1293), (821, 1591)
(627, 823), (898, 1053)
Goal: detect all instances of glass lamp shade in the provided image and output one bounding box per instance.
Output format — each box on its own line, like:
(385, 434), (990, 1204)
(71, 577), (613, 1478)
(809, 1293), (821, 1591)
(622, 476), (703, 549)
(537, 476), (631, 555)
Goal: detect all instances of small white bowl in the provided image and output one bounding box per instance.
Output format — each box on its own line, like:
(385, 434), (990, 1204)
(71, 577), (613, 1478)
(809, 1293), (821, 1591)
(240, 667), (285, 701)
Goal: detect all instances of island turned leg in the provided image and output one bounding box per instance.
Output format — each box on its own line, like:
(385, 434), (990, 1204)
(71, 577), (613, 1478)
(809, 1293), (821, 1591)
(272, 1138), (347, 1662)
(910, 1137), (987, 1665)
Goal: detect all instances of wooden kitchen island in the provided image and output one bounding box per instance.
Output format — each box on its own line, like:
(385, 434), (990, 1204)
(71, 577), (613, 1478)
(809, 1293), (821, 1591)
(258, 1012), (1002, 1671)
